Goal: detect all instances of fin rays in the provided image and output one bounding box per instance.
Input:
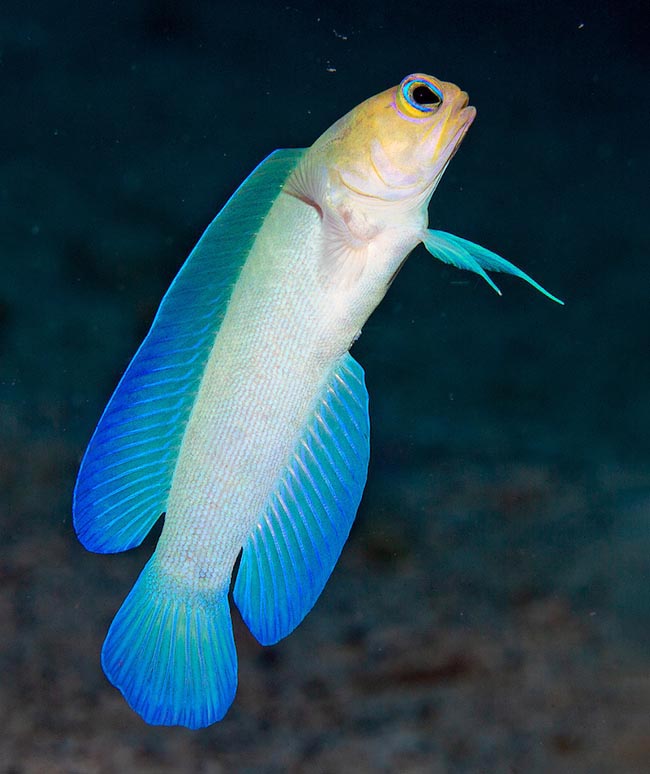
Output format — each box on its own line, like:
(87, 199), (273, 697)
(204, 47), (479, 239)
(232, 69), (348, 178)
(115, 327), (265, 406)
(73, 149), (304, 554)
(423, 229), (563, 304)
(102, 560), (237, 729)
(234, 353), (370, 646)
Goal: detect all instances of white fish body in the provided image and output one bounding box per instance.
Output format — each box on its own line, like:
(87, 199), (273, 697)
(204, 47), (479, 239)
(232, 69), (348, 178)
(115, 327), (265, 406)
(160, 178), (419, 584)
(74, 73), (560, 729)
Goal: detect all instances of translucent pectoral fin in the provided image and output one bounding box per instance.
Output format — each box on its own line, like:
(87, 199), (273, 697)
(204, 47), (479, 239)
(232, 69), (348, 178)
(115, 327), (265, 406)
(423, 229), (564, 304)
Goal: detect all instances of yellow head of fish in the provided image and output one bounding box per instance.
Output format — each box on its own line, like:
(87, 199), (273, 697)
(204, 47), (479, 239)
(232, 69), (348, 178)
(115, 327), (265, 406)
(292, 73), (476, 213)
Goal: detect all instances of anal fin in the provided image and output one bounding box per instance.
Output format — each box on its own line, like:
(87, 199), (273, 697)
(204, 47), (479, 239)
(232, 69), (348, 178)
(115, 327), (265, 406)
(234, 353), (370, 645)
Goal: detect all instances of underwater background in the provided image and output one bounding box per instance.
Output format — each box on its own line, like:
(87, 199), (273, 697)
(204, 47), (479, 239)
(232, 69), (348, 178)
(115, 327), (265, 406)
(1, 0), (648, 771)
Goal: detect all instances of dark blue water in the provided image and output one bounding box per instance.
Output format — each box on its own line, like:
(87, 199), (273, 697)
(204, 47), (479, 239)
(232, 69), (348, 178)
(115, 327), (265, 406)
(1, 1), (648, 770)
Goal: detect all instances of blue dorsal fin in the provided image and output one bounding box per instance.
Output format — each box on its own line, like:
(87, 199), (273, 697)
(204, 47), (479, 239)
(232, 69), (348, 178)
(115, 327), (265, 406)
(73, 149), (305, 553)
(234, 353), (370, 646)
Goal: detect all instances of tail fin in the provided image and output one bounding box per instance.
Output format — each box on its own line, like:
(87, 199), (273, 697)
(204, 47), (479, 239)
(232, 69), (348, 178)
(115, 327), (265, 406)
(101, 559), (237, 729)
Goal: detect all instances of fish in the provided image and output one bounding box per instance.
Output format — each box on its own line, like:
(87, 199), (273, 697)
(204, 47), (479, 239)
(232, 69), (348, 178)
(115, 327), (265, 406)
(73, 72), (562, 729)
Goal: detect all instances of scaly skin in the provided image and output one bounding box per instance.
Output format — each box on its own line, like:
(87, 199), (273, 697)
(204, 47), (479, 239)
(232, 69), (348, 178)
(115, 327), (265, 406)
(156, 74), (474, 596)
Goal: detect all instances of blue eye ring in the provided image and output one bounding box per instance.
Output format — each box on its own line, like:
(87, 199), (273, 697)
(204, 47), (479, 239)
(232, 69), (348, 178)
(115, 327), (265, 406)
(400, 76), (443, 114)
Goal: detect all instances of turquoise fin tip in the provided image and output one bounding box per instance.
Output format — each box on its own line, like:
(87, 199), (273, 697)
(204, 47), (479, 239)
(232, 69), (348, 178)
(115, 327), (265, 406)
(423, 229), (564, 305)
(101, 559), (237, 729)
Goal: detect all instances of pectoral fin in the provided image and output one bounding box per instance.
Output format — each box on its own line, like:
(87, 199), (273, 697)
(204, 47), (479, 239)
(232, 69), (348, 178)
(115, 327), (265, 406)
(423, 229), (563, 304)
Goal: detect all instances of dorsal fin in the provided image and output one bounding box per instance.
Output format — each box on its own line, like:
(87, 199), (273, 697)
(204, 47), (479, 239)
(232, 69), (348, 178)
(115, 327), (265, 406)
(73, 149), (305, 553)
(234, 353), (370, 645)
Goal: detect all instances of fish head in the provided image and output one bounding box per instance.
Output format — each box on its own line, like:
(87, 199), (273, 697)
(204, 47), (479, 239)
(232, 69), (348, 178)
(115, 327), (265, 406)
(308, 73), (476, 211)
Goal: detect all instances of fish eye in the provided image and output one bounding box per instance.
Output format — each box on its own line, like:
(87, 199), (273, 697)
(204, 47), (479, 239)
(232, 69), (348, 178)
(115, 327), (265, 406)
(396, 75), (444, 118)
(410, 84), (442, 108)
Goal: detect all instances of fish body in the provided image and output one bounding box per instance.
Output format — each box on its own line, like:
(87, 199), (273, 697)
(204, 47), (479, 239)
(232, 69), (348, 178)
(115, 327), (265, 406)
(74, 73), (560, 728)
(160, 187), (384, 586)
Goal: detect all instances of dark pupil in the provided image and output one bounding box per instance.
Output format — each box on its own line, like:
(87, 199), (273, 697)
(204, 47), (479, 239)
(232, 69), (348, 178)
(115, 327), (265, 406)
(412, 84), (440, 106)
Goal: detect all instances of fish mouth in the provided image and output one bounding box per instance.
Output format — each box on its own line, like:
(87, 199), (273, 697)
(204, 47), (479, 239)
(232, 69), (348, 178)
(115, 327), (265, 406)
(445, 104), (476, 162)
(443, 90), (475, 156)
(423, 108), (473, 189)
(425, 90), (475, 174)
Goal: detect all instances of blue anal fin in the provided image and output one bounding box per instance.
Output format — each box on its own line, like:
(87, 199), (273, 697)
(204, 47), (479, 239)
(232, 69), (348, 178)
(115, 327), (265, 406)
(73, 148), (305, 554)
(101, 558), (237, 729)
(234, 353), (370, 646)
(423, 229), (564, 304)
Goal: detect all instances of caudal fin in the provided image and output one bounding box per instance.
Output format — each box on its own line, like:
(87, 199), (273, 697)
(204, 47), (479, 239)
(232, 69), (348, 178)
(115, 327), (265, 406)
(101, 559), (237, 729)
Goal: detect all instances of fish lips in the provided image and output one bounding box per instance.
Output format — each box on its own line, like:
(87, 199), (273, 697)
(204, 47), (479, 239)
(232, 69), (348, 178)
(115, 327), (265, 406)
(425, 103), (476, 183)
